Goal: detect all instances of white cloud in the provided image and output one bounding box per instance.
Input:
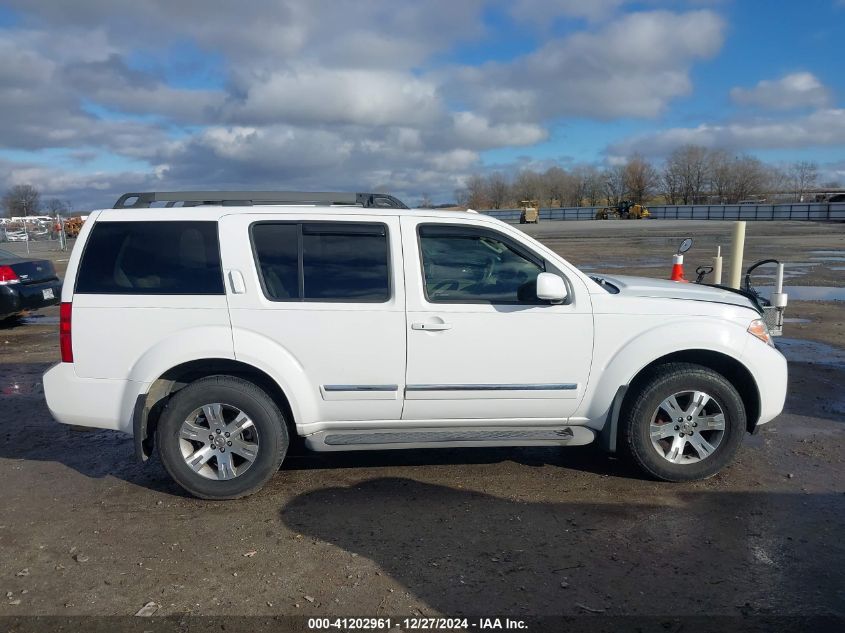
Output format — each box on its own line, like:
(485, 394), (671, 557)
(451, 10), (725, 121)
(225, 68), (442, 127)
(451, 112), (547, 148)
(0, 2), (735, 205)
(730, 72), (831, 110)
(510, 0), (628, 23)
(607, 109), (845, 159)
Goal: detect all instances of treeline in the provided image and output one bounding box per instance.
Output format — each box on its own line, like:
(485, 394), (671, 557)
(452, 145), (834, 210)
(1, 184), (71, 218)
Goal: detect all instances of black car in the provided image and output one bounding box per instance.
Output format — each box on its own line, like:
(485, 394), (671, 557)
(0, 248), (63, 320)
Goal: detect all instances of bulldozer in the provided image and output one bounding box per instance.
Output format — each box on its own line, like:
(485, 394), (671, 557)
(595, 200), (651, 220)
(519, 200), (540, 224)
(63, 216), (85, 238)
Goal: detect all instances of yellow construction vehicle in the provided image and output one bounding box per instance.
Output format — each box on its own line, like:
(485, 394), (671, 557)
(595, 200), (651, 220)
(63, 216), (85, 238)
(519, 200), (540, 224)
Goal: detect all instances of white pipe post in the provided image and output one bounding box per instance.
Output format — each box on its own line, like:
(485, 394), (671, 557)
(712, 246), (723, 285)
(771, 263), (788, 308)
(728, 221), (746, 289)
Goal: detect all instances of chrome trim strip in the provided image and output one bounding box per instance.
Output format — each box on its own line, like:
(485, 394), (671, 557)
(405, 383), (577, 392)
(323, 384), (399, 392)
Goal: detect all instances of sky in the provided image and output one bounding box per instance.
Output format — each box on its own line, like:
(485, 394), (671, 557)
(0, 0), (844, 209)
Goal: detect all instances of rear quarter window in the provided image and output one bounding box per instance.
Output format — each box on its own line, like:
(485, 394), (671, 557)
(75, 221), (224, 295)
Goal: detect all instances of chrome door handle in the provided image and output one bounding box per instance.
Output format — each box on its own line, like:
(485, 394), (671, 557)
(411, 322), (452, 331)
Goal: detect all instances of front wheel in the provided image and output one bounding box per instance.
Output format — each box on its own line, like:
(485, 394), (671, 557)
(620, 363), (746, 482)
(156, 375), (289, 499)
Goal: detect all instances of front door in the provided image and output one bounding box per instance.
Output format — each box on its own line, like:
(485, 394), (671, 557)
(400, 216), (593, 421)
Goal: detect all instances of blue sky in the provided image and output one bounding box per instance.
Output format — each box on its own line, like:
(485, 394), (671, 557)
(0, 0), (843, 207)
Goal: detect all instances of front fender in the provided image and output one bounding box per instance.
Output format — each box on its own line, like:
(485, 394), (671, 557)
(578, 316), (752, 426)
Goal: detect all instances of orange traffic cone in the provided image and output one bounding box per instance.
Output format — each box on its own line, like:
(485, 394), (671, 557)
(670, 254), (688, 282)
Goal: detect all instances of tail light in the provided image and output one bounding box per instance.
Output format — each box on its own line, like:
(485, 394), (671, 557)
(0, 265), (20, 285)
(60, 302), (73, 363)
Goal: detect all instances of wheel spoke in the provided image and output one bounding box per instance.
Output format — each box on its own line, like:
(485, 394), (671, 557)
(699, 412), (726, 431)
(202, 404), (224, 428)
(186, 445), (215, 473)
(225, 412), (254, 437)
(650, 422), (676, 441)
(180, 420), (208, 442)
(688, 433), (716, 459)
(229, 438), (259, 462)
(215, 450), (236, 480)
(181, 403), (260, 481)
(666, 434), (687, 463)
(659, 395), (683, 418)
(687, 391), (711, 417)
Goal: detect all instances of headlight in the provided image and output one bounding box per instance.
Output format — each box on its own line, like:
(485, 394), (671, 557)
(747, 318), (774, 347)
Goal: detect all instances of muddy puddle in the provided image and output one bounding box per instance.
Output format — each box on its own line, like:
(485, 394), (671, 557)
(20, 314), (59, 326)
(0, 364), (48, 397)
(777, 337), (845, 368)
(758, 286), (845, 301)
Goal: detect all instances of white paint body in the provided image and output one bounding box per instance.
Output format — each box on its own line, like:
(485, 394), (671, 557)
(43, 206), (788, 450)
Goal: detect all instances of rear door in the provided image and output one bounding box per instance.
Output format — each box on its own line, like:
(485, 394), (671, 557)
(219, 212), (406, 426)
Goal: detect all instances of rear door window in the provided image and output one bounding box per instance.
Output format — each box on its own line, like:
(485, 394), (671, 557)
(251, 222), (390, 302)
(75, 221), (224, 295)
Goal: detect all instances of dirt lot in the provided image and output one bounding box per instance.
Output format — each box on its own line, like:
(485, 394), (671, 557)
(0, 221), (843, 622)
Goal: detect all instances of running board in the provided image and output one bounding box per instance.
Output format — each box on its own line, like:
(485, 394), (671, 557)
(304, 426), (595, 452)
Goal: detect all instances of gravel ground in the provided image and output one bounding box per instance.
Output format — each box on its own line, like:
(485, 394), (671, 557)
(0, 221), (842, 622)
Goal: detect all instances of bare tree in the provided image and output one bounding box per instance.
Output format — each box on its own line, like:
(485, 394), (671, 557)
(464, 174), (489, 209)
(708, 150), (733, 203)
(576, 166), (604, 206)
(2, 184), (41, 218)
(45, 198), (71, 215)
(623, 154), (659, 204)
(541, 167), (568, 207)
(730, 156), (768, 202)
(512, 170), (543, 203)
(665, 145), (709, 204)
(603, 164), (627, 206)
(789, 161), (818, 202)
(486, 172), (510, 209)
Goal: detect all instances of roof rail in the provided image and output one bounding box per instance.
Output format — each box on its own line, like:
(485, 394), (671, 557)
(113, 191), (408, 209)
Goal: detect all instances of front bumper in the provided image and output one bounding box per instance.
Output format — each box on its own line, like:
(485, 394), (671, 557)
(43, 363), (148, 434)
(0, 278), (62, 317)
(744, 340), (788, 426)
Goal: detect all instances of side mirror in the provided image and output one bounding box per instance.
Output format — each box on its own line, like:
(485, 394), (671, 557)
(678, 237), (694, 254)
(536, 272), (568, 304)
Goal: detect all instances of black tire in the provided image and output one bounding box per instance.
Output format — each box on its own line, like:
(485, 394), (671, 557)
(619, 362), (746, 482)
(156, 375), (289, 500)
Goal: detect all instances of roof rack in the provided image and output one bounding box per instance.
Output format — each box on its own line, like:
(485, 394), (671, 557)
(113, 191), (408, 209)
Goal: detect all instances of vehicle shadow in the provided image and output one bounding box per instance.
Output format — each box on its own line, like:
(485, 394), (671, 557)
(279, 477), (845, 617)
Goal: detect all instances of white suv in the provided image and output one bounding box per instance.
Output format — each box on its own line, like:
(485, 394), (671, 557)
(43, 191), (787, 499)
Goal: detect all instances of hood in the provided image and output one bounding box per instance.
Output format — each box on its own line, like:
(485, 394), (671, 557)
(589, 274), (761, 312)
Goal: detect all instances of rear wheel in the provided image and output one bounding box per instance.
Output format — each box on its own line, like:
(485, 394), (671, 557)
(156, 375), (288, 499)
(620, 363), (746, 481)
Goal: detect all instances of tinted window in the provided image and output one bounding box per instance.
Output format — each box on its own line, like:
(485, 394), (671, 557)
(252, 223), (299, 300)
(251, 222), (390, 302)
(76, 221), (223, 295)
(418, 224), (544, 304)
